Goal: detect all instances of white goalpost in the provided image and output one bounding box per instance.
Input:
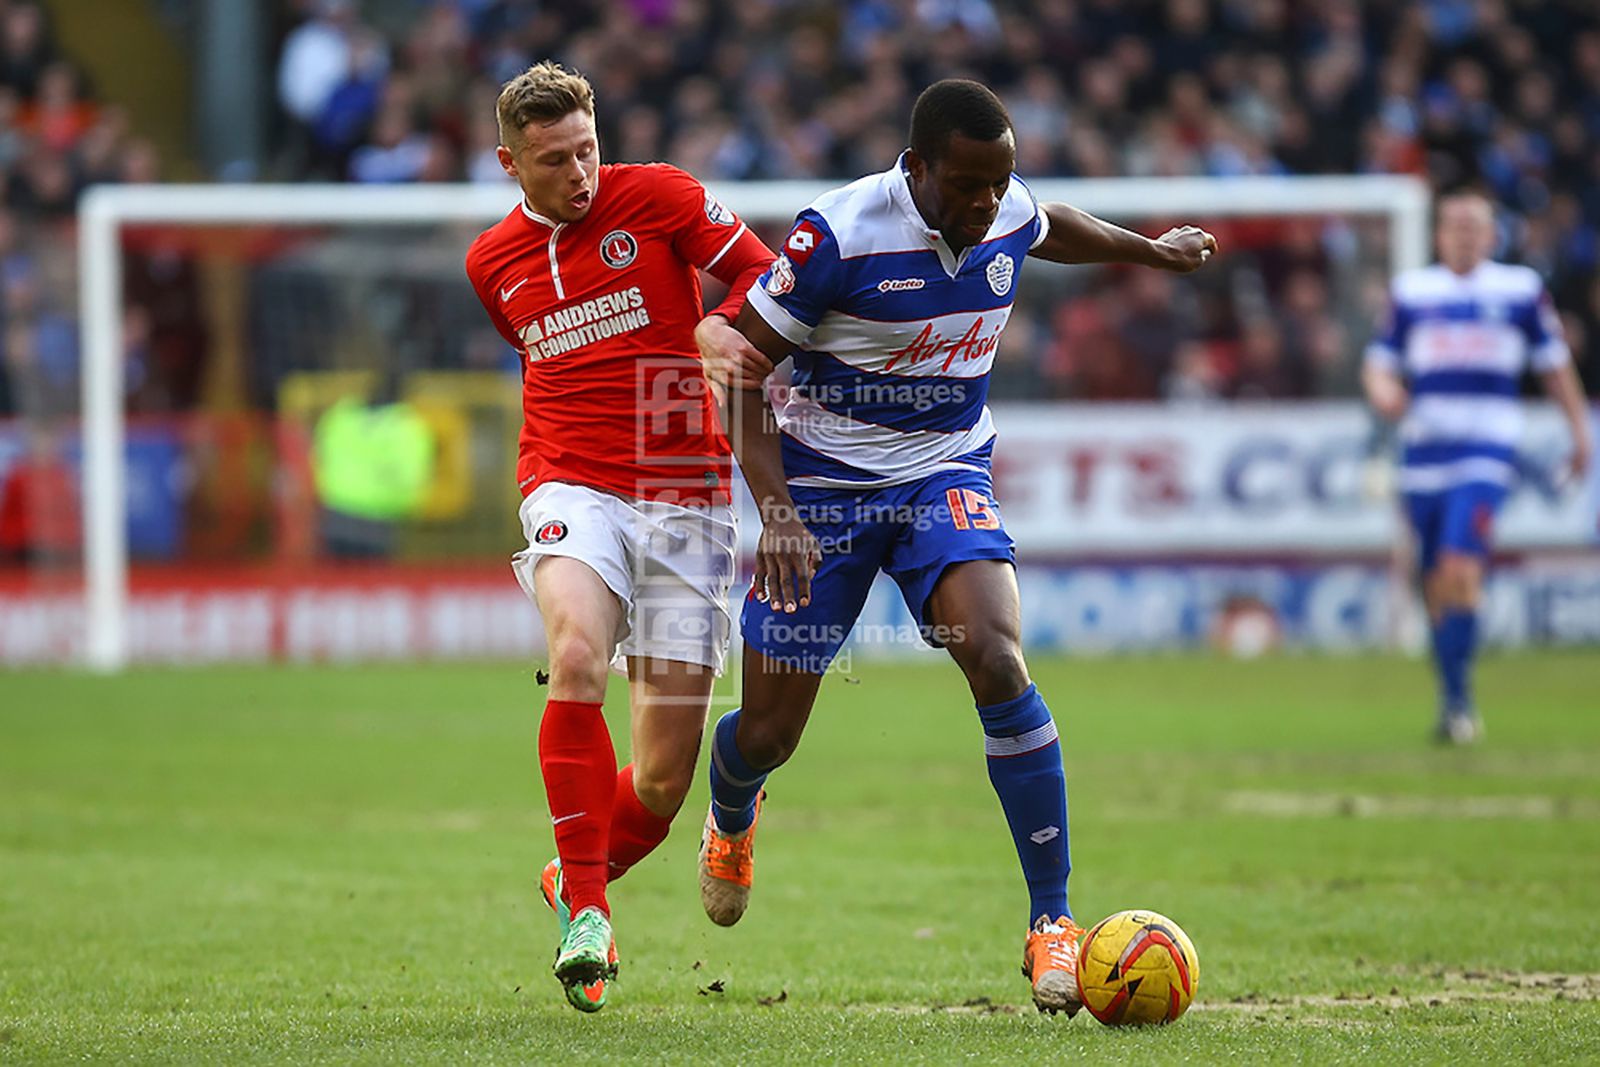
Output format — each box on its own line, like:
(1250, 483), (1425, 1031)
(76, 174), (1431, 671)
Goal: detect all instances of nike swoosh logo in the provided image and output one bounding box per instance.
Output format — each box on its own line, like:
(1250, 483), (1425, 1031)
(500, 277), (529, 302)
(551, 811), (587, 826)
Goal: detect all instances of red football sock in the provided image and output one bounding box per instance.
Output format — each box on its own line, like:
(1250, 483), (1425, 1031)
(538, 699), (616, 917)
(606, 764), (673, 883)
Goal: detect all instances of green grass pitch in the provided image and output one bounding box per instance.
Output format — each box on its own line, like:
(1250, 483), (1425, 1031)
(3, 651), (1598, 1063)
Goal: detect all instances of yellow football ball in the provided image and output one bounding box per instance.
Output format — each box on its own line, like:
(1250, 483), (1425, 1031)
(1076, 909), (1200, 1025)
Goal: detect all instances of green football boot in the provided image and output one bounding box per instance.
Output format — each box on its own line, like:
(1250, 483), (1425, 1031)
(551, 894), (617, 1013)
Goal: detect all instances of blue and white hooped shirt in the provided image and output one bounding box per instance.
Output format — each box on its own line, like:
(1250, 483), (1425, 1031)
(745, 154), (1048, 489)
(1365, 261), (1570, 493)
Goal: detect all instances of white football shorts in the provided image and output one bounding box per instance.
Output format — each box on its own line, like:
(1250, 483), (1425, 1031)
(511, 480), (737, 673)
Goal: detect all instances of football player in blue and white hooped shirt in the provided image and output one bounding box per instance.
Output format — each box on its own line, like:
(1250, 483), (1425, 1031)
(1363, 191), (1592, 744)
(688, 79), (1216, 1016)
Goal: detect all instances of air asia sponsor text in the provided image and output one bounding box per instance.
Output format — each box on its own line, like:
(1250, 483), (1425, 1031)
(883, 317), (1003, 372)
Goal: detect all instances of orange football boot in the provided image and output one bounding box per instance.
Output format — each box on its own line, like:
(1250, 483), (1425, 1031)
(1022, 914), (1086, 1015)
(698, 792), (764, 926)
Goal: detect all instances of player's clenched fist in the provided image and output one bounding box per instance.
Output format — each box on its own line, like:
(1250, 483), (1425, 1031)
(1154, 226), (1218, 272)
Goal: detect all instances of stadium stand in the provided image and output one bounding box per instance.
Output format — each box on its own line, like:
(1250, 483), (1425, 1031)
(267, 0), (1600, 402)
(1, 0), (1596, 420)
(0, 0), (179, 419)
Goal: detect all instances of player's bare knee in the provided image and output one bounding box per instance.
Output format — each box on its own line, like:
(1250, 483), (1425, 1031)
(738, 715), (801, 771)
(964, 638), (1030, 707)
(743, 734), (795, 771)
(1422, 571), (1446, 619)
(1437, 555), (1482, 610)
(545, 632), (611, 700)
(1446, 577), (1478, 611)
(631, 761), (692, 818)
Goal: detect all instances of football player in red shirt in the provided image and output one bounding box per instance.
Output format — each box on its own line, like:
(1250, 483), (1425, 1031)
(465, 62), (774, 1012)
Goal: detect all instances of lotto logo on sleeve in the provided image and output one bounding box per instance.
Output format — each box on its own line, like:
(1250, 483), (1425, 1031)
(785, 221), (824, 266)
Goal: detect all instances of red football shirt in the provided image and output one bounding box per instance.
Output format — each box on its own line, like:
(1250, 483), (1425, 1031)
(466, 163), (774, 505)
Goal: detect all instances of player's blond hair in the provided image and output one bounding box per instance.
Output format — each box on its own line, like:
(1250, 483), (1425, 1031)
(496, 62), (595, 148)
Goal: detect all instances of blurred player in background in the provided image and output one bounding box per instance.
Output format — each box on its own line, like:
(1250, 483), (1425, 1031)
(1363, 191), (1592, 744)
(698, 79), (1215, 1015)
(464, 62), (774, 1012)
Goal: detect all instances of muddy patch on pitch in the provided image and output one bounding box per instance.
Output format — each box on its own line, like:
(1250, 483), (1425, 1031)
(1220, 790), (1600, 821)
(869, 997), (1023, 1017)
(1202, 970), (1600, 1014)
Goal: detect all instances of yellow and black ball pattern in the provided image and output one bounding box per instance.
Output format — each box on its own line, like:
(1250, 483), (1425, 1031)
(1076, 909), (1199, 1025)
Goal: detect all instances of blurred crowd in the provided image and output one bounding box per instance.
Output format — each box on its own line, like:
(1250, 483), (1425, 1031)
(2, 0), (1599, 426)
(0, 0), (195, 422)
(273, 0), (1600, 400)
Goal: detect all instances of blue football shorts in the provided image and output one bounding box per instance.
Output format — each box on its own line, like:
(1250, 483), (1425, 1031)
(1403, 481), (1509, 574)
(741, 463), (1014, 673)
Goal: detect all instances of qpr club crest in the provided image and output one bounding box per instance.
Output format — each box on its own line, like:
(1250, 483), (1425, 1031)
(600, 229), (638, 269)
(986, 252), (1014, 297)
(534, 519), (568, 545)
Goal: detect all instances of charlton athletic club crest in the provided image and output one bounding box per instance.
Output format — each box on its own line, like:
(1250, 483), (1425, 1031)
(535, 519), (568, 545)
(600, 229), (638, 269)
(986, 252), (1014, 297)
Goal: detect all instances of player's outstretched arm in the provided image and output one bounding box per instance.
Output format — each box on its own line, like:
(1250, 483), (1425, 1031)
(1540, 361), (1594, 481)
(1031, 202), (1216, 272)
(728, 306), (821, 614)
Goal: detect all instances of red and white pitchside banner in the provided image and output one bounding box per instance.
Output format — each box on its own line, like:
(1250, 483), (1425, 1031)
(0, 566), (538, 667)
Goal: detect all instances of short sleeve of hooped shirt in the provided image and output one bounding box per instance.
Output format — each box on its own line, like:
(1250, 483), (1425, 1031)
(745, 210), (844, 345)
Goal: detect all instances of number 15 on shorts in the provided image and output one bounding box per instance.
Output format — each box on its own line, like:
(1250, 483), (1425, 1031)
(946, 488), (1000, 531)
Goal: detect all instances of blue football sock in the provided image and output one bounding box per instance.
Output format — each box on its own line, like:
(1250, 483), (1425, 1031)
(1429, 617), (1451, 709)
(1436, 609), (1478, 713)
(978, 684), (1071, 926)
(708, 709), (767, 834)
